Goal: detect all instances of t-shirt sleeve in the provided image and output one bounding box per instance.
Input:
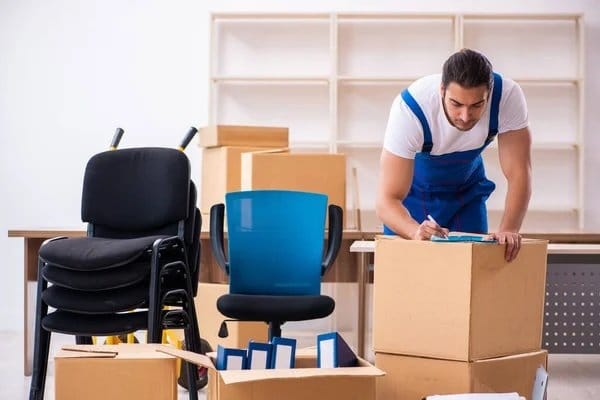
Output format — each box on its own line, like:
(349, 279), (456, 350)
(383, 94), (424, 159)
(498, 79), (529, 134)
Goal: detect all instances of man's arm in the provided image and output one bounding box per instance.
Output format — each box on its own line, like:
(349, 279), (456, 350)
(376, 149), (448, 240)
(493, 126), (532, 260)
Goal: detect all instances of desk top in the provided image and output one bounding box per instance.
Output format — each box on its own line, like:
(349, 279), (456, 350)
(350, 240), (600, 255)
(7, 228), (367, 240)
(9, 229), (600, 244)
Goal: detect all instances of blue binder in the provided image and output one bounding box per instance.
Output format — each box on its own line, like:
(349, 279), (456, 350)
(247, 341), (273, 370)
(216, 345), (247, 370)
(270, 337), (297, 369)
(317, 332), (357, 368)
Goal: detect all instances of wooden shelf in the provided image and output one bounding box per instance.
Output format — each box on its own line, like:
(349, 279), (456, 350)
(210, 12), (584, 232)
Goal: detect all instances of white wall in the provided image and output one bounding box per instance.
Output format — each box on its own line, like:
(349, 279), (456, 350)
(1, 0), (598, 331)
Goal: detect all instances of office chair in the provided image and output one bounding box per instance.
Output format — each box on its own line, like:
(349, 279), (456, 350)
(29, 129), (203, 400)
(210, 190), (343, 340)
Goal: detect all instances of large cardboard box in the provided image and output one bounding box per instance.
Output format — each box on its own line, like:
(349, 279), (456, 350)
(373, 237), (548, 361)
(56, 344), (384, 400)
(240, 149), (346, 217)
(199, 125), (289, 148)
(195, 282), (269, 349)
(55, 344), (178, 400)
(201, 146), (266, 212)
(375, 350), (547, 400)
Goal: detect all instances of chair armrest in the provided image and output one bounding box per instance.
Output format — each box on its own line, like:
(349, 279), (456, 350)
(321, 204), (343, 276)
(210, 203), (230, 275)
(40, 236), (68, 248)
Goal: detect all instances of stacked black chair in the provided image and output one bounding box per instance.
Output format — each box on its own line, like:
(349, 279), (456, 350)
(29, 128), (203, 400)
(210, 189), (343, 340)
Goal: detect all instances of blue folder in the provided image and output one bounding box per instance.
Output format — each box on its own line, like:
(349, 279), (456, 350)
(247, 341), (273, 370)
(431, 234), (497, 243)
(317, 332), (357, 368)
(271, 337), (297, 369)
(216, 345), (247, 370)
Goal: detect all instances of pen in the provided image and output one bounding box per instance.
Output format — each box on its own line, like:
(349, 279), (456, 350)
(426, 214), (439, 225)
(427, 214), (448, 238)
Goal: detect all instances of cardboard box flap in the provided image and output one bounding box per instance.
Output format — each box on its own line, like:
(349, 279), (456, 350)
(58, 345), (117, 359)
(242, 147), (289, 155)
(199, 126), (289, 148)
(219, 360), (384, 385)
(156, 346), (216, 370)
(59, 344), (177, 359)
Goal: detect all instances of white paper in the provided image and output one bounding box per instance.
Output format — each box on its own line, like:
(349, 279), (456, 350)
(249, 349), (268, 369)
(273, 344), (292, 369)
(319, 338), (335, 368)
(226, 355), (244, 370)
(427, 394), (520, 400)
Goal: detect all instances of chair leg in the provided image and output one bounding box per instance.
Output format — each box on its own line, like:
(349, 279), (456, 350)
(29, 259), (50, 400)
(148, 251), (162, 343)
(75, 336), (93, 345)
(182, 312), (198, 400)
(268, 322), (282, 341)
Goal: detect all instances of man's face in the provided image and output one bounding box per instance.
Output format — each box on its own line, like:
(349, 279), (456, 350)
(440, 82), (489, 131)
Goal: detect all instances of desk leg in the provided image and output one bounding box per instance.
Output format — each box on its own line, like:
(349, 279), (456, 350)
(24, 238), (43, 376)
(357, 252), (368, 358)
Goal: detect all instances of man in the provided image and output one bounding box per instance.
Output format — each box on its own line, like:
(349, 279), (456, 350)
(376, 49), (531, 261)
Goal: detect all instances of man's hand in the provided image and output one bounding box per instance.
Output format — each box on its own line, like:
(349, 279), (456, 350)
(413, 220), (449, 240)
(490, 231), (522, 262)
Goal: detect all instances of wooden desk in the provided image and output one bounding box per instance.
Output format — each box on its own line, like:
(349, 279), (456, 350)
(8, 228), (367, 375)
(350, 239), (600, 358)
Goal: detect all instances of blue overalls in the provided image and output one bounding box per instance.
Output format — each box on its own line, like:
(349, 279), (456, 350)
(384, 73), (503, 235)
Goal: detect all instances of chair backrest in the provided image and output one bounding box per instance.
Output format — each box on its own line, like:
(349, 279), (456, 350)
(226, 190), (327, 296)
(81, 147), (191, 238)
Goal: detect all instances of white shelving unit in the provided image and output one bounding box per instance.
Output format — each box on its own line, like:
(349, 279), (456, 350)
(210, 12), (585, 232)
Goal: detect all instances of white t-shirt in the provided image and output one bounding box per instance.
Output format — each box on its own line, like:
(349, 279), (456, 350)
(383, 74), (529, 159)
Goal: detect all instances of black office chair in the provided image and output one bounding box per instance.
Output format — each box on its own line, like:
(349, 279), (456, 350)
(210, 189), (343, 340)
(29, 128), (203, 400)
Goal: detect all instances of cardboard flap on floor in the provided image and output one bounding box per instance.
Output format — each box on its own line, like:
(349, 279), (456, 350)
(156, 346), (216, 370)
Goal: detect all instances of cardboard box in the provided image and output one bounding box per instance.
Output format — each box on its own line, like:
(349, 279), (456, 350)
(56, 344), (383, 400)
(201, 146), (267, 212)
(373, 237), (548, 361)
(55, 344), (178, 400)
(195, 282), (269, 349)
(190, 348), (383, 400)
(240, 149), (346, 218)
(199, 125), (289, 148)
(375, 350), (547, 400)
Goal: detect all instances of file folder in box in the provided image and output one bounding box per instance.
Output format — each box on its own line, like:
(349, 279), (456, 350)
(216, 345), (246, 370)
(271, 337), (297, 369)
(247, 341), (273, 370)
(317, 332), (357, 368)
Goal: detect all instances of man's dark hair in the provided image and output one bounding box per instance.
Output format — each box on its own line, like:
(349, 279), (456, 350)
(442, 48), (493, 90)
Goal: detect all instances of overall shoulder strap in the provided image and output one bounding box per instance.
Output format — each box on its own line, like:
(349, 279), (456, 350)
(401, 89), (433, 153)
(485, 72), (503, 146)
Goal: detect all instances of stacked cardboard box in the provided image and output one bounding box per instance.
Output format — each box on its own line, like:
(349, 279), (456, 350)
(199, 125), (346, 222)
(199, 125), (289, 213)
(372, 237), (549, 400)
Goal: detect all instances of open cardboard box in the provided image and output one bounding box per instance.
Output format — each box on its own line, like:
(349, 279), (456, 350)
(55, 344), (384, 400)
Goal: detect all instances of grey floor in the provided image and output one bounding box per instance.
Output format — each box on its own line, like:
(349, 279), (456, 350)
(2, 331), (599, 400)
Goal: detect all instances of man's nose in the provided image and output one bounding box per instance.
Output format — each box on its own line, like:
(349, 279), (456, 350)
(460, 107), (470, 121)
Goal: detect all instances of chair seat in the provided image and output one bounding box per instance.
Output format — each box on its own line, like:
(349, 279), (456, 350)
(42, 261), (150, 291)
(217, 294), (335, 322)
(39, 235), (167, 271)
(42, 281), (148, 314)
(42, 310), (148, 336)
